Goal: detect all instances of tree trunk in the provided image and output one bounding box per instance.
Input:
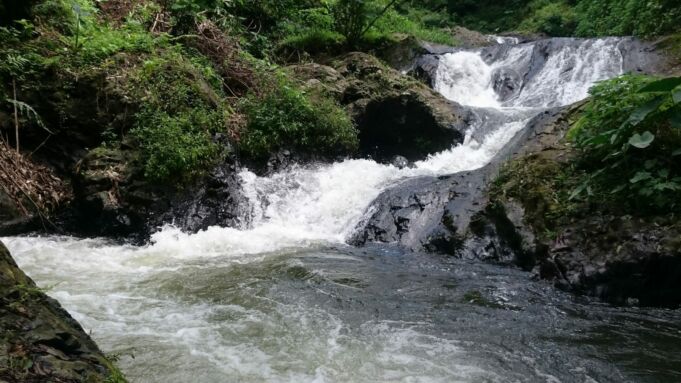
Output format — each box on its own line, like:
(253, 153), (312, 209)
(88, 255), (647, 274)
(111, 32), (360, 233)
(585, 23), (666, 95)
(12, 78), (19, 154)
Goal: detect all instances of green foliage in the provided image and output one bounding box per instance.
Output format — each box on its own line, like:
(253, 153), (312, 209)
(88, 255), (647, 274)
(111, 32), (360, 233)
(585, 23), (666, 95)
(518, 0), (577, 36)
(404, 0), (681, 37)
(129, 51), (227, 181)
(332, 0), (369, 45)
(370, 6), (455, 45)
(103, 353), (128, 383)
(569, 75), (681, 212)
(240, 73), (357, 159)
(574, 0), (681, 38)
(132, 109), (219, 181)
(69, 22), (161, 66)
(491, 154), (583, 237)
(280, 29), (345, 55)
(277, 6), (345, 54)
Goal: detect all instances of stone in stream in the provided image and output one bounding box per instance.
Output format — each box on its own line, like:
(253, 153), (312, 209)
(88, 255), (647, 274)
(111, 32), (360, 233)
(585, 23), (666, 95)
(0, 240), (117, 382)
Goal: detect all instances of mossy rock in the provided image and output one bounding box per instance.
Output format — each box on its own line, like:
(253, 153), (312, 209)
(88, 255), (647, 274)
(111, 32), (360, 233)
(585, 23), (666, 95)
(288, 52), (467, 162)
(0, 241), (123, 382)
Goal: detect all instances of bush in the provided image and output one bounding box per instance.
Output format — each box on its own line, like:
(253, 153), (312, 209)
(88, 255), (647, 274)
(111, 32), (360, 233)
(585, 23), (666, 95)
(574, 0), (681, 37)
(569, 75), (681, 212)
(519, 1), (577, 36)
(370, 7), (455, 45)
(240, 73), (357, 159)
(129, 51), (228, 181)
(279, 29), (345, 55)
(132, 109), (219, 181)
(332, 0), (369, 45)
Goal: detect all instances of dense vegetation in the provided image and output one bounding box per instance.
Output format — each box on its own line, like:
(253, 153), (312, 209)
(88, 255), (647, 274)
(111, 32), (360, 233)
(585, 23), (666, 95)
(494, 75), (681, 238)
(403, 0), (681, 37)
(1, 0), (680, 196)
(569, 75), (681, 212)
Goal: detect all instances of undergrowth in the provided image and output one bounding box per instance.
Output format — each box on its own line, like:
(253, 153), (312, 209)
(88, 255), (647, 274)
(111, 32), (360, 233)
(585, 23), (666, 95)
(239, 71), (357, 159)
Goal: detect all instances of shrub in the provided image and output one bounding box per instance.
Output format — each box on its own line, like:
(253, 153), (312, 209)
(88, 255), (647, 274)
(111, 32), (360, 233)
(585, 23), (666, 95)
(519, 1), (577, 36)
(332, 0), (370, 45)
(370, 7), (455, 45)
(574, 0), (681, 37)
(240, 73), (357, 159)
(569, 75), (681, 212)
(132, 109), (219, 181)
(279, 29), (345, 55)
(129, 51), (228, 181)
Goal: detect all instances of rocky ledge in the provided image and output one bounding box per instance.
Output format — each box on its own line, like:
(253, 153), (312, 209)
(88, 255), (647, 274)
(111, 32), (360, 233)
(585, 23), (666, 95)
(352, 101), (681, 308)
(0, 240), (120, 382)
(288, 52), (470, 163)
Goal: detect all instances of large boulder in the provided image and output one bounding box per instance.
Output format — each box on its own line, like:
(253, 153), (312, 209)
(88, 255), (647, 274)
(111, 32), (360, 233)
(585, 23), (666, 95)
(0, 241), (116, 382)
(288, 52), (469, 163)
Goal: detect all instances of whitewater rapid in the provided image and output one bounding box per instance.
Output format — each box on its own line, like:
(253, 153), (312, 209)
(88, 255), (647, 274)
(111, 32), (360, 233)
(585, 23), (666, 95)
(2, 37), (639, 382)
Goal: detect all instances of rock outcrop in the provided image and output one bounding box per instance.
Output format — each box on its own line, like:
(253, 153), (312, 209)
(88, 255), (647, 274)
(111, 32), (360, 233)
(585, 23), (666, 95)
(69, 143), (248, 239)
(351, 105), (571, 253)
(353, 98), (681, 307)
(0, 240), (118, 382)
(288, 52), (470, 162)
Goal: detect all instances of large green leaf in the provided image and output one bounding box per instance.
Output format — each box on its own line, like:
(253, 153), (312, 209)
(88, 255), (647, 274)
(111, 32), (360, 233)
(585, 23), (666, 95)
(638, 77), (681, 93)
(625, 95), (667, 126)
(628, 131), (655, 149)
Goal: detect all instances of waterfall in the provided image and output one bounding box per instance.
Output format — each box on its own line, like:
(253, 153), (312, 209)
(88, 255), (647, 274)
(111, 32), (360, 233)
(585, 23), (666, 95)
(5, 37), (630, 268)
(2, 37), (639, 383)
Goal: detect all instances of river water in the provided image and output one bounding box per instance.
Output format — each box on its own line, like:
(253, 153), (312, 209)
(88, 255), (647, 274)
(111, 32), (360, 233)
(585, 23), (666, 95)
(4, 38), (681, 382)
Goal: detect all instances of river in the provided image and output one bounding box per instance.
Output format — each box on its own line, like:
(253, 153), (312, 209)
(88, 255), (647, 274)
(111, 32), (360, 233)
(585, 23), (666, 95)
(4, 37), (681, 382)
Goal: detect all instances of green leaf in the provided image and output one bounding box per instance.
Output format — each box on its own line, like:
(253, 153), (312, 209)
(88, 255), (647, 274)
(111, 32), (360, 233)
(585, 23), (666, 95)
(638, 77), (681, 93)
(630, 171), (652, 183)
(626, 95), (666, 126)
(672, 149), (681, 157)
(628, 131), (655, 149)
(654, 182), (681, 191)
(673, 86), (681, 103)
(569, 183), (588, 200)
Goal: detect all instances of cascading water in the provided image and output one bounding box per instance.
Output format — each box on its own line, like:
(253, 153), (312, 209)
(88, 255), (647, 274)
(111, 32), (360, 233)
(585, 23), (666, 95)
(4, 38), (681, 382)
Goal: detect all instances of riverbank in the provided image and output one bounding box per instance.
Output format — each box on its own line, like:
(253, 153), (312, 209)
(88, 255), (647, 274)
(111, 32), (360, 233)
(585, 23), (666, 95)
(0, 240), (122, 382)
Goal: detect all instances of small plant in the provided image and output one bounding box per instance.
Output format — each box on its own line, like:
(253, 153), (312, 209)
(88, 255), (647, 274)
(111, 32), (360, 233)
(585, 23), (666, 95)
(333, 0), (402, 46)
(569, 75), (681, 212)
(2, 53), (52, 153)
(240, 72), (358, 159)
(127, 50), (227, 182)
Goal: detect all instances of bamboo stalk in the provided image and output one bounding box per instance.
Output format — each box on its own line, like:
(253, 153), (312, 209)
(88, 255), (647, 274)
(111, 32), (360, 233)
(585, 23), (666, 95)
(12, 78), (19, 154)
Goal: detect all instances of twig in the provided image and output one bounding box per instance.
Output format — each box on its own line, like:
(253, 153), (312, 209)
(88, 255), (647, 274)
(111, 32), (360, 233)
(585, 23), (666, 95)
(12, 78), (19, 153)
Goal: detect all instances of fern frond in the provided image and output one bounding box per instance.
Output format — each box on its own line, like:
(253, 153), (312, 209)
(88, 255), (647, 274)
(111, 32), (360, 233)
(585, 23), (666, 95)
(5, 98), (55, 134)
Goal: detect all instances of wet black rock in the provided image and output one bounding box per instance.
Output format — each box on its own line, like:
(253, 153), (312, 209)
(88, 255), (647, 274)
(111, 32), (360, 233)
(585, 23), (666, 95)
(351, 105), (569, 254)
(389, 155), (411, 169)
